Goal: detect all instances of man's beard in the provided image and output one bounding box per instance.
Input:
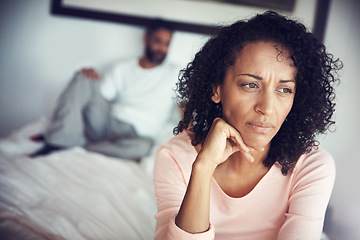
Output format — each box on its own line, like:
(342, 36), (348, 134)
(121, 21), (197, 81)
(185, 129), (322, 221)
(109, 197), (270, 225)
(145, 47), (167, 64)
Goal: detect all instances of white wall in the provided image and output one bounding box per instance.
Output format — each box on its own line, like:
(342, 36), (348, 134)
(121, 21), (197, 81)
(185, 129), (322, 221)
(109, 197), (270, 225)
(321, 0), (360, 239)
(0, 0), (359, 239)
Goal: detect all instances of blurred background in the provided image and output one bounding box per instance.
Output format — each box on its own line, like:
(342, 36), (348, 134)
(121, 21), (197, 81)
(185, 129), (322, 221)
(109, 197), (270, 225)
(0, 0), (359, 239)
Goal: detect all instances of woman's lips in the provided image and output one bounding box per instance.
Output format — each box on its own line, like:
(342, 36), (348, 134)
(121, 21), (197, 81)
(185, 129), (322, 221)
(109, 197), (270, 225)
(246, 122), (274, 133)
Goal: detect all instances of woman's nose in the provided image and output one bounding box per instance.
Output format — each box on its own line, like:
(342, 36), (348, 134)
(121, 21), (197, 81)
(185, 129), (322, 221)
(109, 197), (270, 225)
(254, 91), (274, 116)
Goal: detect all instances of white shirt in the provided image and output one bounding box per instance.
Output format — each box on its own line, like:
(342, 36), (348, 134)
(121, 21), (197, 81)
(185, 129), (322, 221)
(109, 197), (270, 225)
(100, 58), (179, 138)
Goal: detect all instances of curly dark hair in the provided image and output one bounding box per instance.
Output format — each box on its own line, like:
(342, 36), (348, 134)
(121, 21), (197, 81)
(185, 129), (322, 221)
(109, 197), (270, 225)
(146, 18), (174, 35)
(174, 11), (342, 175)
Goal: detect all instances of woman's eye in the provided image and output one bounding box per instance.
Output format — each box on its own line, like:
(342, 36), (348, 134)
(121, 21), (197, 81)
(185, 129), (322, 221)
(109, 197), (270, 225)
(279, 88), (293, 94)
(241, 82), (258, 89)
(248, 83), (257, 88)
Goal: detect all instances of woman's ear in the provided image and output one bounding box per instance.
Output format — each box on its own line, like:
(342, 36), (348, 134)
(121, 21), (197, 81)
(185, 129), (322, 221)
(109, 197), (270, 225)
(212, 85), (221, 103)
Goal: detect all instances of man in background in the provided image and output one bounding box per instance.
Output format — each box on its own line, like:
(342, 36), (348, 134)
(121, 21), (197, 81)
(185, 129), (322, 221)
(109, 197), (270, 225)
(30, 19), (179, 161)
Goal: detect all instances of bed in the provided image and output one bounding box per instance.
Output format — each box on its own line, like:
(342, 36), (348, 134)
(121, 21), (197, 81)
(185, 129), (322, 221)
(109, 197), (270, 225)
(0, 117), (332, 240)
(0, 117), (176, 240)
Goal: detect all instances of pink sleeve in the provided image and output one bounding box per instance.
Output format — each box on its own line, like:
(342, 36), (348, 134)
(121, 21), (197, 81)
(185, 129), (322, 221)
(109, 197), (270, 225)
(278, 148), (336, 240)
(153, 147), (215, 240)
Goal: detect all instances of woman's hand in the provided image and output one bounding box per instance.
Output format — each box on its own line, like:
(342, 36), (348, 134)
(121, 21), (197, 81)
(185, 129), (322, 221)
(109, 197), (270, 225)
(176, 118), (255, 233)
(196, 118), (255, 169)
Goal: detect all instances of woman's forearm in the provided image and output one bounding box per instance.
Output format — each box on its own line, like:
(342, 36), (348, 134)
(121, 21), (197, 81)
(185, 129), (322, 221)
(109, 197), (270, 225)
(174, 118), (250, 234)
(175, 154), (217, 233)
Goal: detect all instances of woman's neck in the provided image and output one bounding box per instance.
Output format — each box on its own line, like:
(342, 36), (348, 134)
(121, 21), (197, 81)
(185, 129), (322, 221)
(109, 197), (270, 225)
(194, 139), (271, 174)
(213, 144), (271, 198)
(228, 148), (268, 172)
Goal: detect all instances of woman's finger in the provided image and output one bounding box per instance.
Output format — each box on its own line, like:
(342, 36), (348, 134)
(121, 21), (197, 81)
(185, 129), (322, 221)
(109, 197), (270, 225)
(225, 124), (250, 153)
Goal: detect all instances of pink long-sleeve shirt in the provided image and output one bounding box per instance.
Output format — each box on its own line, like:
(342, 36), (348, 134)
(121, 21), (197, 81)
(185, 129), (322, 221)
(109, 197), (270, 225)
(153, 130), (335, 240)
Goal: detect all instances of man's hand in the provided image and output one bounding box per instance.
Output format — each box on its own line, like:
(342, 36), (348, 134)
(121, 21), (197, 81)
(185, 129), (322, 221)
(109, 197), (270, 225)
(81, 68), (100, 80)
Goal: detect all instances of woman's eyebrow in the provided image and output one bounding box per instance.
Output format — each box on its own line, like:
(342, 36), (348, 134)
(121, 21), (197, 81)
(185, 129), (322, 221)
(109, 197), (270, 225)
(238, 73), (262, 80)
(279, 80), (296, 83)
(238, 74), (295, 83)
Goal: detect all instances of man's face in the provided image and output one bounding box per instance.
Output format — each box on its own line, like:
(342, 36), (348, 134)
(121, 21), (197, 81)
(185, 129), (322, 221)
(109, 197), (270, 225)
(144, 28), (173, 64)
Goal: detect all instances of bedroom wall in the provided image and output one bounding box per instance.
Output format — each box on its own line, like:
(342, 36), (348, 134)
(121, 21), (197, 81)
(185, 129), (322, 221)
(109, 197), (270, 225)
(321, 0), (360, 239)
(0, 0), (359, 239)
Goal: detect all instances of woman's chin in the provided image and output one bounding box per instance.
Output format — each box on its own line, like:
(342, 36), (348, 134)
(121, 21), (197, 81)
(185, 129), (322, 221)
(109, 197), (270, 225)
(243, 136), (271, 150)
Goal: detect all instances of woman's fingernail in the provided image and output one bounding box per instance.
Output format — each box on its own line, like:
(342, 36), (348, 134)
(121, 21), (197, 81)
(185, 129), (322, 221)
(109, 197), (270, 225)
(245, 152), (254, 162)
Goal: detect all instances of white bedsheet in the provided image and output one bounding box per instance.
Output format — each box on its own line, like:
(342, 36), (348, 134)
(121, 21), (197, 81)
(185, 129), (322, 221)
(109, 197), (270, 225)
(0, 118), (331, 240)
(0, 118), (172, 240)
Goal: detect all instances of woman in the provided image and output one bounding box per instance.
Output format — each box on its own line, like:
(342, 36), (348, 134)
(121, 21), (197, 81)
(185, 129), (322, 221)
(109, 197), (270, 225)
(153, 11), (342, 239)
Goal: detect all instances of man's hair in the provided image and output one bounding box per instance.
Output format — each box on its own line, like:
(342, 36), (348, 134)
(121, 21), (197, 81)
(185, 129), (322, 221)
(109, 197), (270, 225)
(146, 18), (174, 35)
(174, 11), (342, 175)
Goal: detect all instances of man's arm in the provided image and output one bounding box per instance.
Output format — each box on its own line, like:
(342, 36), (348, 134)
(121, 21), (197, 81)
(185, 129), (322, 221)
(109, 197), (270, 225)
(81, 68), (100, 80)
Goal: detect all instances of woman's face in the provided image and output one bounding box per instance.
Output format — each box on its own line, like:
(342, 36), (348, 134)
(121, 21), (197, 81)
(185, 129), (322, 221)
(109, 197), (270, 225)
(212, 41), (297, 148)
